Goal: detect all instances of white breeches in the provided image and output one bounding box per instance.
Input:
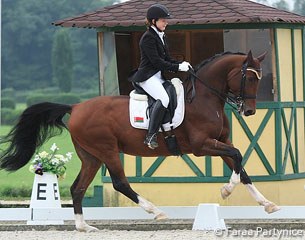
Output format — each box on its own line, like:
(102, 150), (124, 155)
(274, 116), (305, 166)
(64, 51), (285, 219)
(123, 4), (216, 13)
(138, 71), (169, 108)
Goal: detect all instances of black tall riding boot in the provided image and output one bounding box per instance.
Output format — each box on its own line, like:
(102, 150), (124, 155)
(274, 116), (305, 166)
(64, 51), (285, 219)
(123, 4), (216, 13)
(144, 100), (167, 149)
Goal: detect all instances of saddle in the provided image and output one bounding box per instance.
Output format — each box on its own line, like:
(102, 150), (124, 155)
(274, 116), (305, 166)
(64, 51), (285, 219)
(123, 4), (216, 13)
(129, 78), (185, 130)
(132, 81), (177, 124)
(129, 78), (185, 155)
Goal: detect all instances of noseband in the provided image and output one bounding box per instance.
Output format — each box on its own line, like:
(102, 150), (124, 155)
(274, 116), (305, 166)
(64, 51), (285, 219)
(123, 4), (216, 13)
(187, 62), (262, 114)
(235, 62), (262, 113)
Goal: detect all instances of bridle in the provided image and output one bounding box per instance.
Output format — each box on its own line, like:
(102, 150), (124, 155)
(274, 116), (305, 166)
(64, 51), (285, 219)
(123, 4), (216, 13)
(187, 61), (262, 114)
(234, 62), (262, 113)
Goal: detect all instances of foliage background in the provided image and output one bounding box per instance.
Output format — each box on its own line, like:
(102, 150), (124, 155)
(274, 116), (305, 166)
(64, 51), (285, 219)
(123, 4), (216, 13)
(2, 0), (117, 91)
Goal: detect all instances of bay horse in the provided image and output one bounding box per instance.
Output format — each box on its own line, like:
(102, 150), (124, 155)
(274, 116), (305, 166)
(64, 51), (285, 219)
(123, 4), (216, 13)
(0, 51), (279, 232)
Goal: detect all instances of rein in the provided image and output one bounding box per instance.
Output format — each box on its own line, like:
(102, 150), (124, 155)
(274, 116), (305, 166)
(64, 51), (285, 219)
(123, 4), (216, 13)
(187, 69), (240, 111)
(186, 63), (262, 114)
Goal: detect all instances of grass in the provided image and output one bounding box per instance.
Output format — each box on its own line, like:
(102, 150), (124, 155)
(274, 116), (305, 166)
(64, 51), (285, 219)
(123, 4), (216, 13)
(0, 125), (102, 200)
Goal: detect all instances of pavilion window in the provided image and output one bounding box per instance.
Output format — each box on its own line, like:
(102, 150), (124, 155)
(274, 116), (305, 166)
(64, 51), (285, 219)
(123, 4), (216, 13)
(223, 29), (274, 102)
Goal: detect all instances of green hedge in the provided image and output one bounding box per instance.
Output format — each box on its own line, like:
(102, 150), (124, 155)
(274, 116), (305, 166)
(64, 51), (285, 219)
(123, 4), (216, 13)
(0, 186), (32, 198)
(79, 91), (99, 100)
(2, 88), (15, 98)
(52, 93), (81, 105)
(26, 94), (51, 106)
(1, 108), (22, 125)
(26, 93), (81, 106)
(1, 97), (16, 109)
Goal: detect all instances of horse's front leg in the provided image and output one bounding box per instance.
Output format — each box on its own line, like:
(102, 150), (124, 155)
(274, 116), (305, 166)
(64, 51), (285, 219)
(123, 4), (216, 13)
(221, 155), (280, 214)
(220, 168), (241, 199)
(106, 155), (168, 220)
(194, 138), (243, 175)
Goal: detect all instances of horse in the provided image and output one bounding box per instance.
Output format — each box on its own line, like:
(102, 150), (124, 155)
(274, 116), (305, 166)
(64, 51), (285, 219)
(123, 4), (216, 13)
(0, 50), (280, 232)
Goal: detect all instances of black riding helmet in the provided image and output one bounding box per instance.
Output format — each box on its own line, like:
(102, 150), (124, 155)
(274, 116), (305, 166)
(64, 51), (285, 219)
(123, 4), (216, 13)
(146, 4), (171, 20)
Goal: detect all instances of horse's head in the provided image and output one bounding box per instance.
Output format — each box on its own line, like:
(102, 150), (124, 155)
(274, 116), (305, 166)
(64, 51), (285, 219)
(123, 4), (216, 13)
(228, 50), (266, 116)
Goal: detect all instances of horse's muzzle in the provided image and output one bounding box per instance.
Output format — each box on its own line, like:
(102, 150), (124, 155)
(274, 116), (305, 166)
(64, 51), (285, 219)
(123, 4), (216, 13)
(244, 109), (255, 116)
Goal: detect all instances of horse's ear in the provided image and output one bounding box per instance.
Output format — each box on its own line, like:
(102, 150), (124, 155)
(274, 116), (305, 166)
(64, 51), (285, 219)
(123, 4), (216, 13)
(256, 51), (267, 62)
(246, 50), (255, 65)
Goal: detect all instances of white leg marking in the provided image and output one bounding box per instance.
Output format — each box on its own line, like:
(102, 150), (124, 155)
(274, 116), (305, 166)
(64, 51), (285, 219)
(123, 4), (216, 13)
(245, 184), (280, 214)
(138, 196), (168, 220)
(75, 214), (99, 232)
(221, 172), (240, 199)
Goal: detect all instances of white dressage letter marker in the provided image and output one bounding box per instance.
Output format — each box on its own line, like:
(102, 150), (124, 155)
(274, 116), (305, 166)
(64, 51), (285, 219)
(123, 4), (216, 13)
(192, 203), (226, 231)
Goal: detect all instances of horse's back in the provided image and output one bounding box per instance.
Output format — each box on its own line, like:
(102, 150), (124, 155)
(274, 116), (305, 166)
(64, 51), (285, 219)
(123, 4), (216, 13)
(68, 95), (130, 138)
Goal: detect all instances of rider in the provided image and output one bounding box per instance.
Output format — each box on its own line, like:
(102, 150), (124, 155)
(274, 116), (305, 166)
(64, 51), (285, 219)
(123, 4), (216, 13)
(129, 4), (192, 149)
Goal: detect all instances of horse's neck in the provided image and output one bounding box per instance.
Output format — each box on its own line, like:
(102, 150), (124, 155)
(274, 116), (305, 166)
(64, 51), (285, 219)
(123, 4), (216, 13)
(185, 58), (234, 116)
(195, 63), (229, 102)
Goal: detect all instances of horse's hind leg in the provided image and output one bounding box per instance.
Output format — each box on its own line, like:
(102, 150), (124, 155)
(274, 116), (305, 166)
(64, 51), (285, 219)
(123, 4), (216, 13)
(71, 142), (102, 232)
(105, 155), (168, 220)
(221, 155), (280, 213)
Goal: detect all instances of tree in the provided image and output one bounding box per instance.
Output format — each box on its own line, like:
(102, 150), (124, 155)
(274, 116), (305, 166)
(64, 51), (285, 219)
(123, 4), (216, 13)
(254, 0), (269, 5)
(293, 0), (305, 15)
(2, 0), (118, 91)
(272, 0), (290, 11)
(52, 30), (73, 92)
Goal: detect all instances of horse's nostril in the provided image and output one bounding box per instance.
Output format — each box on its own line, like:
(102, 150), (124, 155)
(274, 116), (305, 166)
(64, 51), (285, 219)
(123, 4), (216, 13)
(245, 109), (254, 116)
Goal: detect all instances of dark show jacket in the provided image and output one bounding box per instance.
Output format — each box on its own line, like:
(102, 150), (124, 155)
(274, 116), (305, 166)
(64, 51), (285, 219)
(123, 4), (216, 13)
(128, 27), (181, 83)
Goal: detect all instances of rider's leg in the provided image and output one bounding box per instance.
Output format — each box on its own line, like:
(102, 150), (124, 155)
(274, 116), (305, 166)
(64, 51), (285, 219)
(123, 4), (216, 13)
(138, 72), (169, 108)
(143, 100), (166, 149)
(138, 72), (169, 149)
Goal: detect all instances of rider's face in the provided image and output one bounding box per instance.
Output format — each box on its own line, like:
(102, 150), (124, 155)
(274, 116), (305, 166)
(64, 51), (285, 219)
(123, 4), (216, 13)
(155, 18), (168, 31)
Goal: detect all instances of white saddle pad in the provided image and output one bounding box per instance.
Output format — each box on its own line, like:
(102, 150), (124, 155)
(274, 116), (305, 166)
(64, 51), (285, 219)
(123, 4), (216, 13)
(129, 78), (185, 132)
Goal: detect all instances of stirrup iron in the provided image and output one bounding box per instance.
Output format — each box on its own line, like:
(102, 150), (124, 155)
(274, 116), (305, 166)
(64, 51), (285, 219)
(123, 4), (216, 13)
(144, 133), (158, 149)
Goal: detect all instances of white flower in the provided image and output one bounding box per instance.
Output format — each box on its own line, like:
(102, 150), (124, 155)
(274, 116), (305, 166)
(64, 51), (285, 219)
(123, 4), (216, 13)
(50, 143), (59, 152)
(66, 152), (73, 160)
(55, 154), (65, 161)
(29, 143), (73, 180)
(32, 155), (40, 162)
(29, 165), (35, 173)
(51, 158), (60, 165)
(38, 151), (48, 158)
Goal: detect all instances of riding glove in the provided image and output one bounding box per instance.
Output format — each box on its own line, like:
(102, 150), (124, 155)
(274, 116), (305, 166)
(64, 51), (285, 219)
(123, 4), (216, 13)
(178, 61), (192, 72)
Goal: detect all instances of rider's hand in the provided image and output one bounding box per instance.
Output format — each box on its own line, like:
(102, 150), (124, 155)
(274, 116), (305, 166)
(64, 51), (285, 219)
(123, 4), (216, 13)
(179, 61), (192, 72)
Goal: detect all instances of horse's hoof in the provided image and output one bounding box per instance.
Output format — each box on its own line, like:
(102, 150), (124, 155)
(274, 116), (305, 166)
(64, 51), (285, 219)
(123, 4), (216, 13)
(221, 185), (231, 199)
(264, 202), (281, 214)
(154, 212), (168, 220)
(77, 225), (99, 232)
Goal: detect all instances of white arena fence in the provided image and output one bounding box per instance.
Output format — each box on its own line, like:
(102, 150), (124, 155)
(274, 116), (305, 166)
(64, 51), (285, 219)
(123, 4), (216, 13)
(0, 205), (305, 230)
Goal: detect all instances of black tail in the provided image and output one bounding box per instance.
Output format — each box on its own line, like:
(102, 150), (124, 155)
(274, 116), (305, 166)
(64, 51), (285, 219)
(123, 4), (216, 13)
(0, 102), (72, 171)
